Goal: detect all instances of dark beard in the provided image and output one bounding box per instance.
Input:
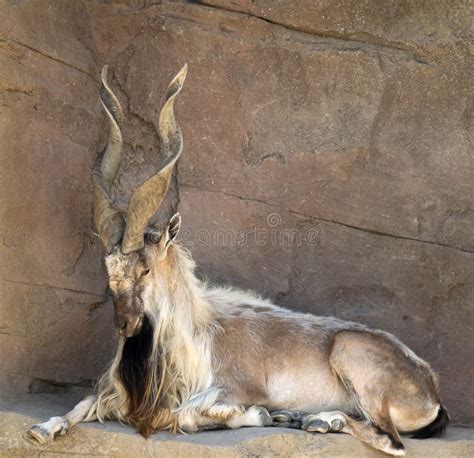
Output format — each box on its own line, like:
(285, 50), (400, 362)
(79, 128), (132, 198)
(118, 314), (154, 419)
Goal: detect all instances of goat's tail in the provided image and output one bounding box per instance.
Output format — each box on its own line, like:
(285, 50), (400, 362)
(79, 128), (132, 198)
(411, 405), (449, 439)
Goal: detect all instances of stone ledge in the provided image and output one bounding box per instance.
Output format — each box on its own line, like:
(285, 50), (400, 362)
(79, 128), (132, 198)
(0, 395), (473, 457)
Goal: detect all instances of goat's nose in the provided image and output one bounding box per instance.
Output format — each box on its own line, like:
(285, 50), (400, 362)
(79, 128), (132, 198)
(114, 314), (130, 333)
(114, 313), (142, 337)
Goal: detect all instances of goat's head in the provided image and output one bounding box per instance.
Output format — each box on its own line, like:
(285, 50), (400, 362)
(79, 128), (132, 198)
(92, 65), (187, 337)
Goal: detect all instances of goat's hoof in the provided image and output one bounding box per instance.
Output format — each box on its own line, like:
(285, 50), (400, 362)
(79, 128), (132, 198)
(288, 410), (305, 422)
(256, 407), (272, 426)
(288, 421), (302, 429)
(331, 419), (344, 431)
(271, 410), (306, 427)
(25, 417), (69, 445)
(25, 424), (52, 445)
(301, 412), (347, 433)
(271, 410), (292, 425)
(304, 418), (330, 433)
(198, 423), (222, 432)
(180, 423), (198, 433)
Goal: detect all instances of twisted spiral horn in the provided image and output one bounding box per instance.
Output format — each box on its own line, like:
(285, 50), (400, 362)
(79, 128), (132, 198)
(91, 65), (125, 253)
(121, 64), (188, 254)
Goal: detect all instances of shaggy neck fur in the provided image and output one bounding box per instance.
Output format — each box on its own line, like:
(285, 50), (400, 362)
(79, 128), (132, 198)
(97, 244), (216, 436)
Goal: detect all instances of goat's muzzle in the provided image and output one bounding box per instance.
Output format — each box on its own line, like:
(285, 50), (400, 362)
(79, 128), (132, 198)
(114, 308), (144, 338)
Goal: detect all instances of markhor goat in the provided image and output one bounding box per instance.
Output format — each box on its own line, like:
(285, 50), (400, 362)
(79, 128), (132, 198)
(26, 65), (448, 456)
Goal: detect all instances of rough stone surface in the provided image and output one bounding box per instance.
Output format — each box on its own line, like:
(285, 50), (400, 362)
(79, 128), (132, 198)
(1, 395), (474, 457)
(0, 0), (473, 429)
(0, 0), (116, 403)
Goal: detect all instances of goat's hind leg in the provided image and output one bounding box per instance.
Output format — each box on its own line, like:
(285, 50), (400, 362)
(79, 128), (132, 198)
(270, 410), (306, 429)
(328, 330), (413, 456)
(340, 414), (405, 457)
(271, 409), (345, 432)
(272, 409), (404, 456)
(25, 395), (97, 445)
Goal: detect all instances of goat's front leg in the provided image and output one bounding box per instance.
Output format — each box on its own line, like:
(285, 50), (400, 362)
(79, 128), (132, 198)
(178, 404), (272, 433)
(25, 395), (97, 445)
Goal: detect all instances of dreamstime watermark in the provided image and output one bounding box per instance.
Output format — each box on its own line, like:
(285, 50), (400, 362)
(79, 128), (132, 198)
(179, 213), (319, 248)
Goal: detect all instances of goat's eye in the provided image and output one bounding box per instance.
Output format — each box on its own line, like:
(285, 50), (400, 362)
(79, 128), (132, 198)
(141, 269), (150, 277)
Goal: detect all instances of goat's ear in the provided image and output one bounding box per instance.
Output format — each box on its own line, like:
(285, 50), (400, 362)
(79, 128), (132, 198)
(166, 213), (181, 245)
(148, 213), (181, 258)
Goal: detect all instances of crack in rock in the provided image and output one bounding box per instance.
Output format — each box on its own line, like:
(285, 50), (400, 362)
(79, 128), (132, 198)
(0, 278), (104, 298)
(190, 1), (433, 65)
(0, 37), (98, 81)
(180, 184), (474, 256)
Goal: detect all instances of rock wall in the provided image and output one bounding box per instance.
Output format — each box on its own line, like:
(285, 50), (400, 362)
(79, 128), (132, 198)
(0, 0), (472, 424)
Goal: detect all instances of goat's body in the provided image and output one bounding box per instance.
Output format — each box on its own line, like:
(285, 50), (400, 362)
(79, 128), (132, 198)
(92, 246), (443, 452)
(210, 291), (353, 413)
(27, 244), (446, 456)
(206, 286), (439, 432)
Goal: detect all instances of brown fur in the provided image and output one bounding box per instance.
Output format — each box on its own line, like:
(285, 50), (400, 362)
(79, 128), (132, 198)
(330, 331), (440, 430)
